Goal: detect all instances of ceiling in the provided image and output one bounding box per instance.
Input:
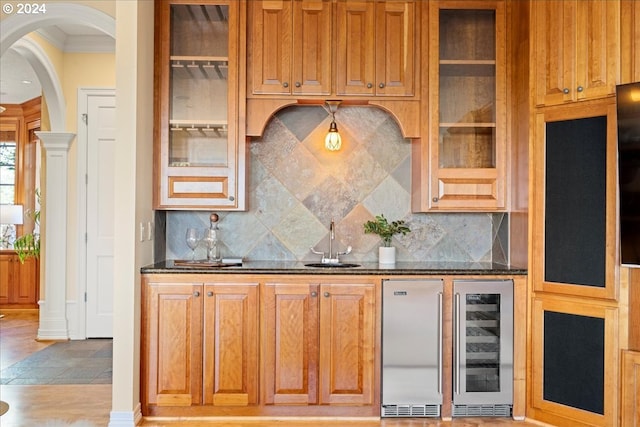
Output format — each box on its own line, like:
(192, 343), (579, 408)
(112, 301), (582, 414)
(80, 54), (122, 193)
(0, 24), (115, 105)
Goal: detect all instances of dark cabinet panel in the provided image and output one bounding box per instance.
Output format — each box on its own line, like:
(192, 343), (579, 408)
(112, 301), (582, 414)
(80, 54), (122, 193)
(544, 116), (607, 287)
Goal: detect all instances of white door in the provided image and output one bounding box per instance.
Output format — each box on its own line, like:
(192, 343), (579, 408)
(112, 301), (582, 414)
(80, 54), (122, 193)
(85, 92), (116, 338)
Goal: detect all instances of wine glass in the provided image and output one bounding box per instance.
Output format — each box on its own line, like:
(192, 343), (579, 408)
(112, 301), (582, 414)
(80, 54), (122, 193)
(185, 228), (201, 261)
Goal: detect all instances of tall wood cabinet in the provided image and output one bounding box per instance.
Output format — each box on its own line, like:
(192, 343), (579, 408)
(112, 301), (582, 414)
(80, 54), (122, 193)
(533, 0), (620, 106)
(528, 99), (621, 427)
(262, 281), (376, 406)
(413, 0), (507, 212)
(0, 251), (39, 308)
(142, 279), (259, 411)
(154, 0), (246, 210)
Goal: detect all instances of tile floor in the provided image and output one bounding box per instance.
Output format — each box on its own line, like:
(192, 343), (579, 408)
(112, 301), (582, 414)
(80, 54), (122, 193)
(0, 339), (112, 385)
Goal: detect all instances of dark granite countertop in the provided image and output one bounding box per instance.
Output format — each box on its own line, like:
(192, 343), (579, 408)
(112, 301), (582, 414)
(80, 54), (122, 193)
(141, 260), (527, 276)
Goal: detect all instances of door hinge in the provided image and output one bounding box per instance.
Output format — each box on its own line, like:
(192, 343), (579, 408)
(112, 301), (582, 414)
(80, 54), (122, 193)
(84, 292), (87, 302)
(82, 113), (88, 124)
(85, 232), (88, 243)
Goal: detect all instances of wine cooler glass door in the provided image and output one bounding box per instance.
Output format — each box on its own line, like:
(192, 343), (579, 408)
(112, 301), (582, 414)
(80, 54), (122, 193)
(453, 280), (513, 407)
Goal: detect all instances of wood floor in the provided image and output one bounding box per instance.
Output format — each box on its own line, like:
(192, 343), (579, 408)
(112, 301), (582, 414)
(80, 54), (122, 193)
(0, 310), (544, 426)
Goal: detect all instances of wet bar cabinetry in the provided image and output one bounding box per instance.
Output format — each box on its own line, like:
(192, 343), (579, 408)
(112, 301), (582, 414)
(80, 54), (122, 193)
(247, 0), (417, 98)
(245, 0), (421, 138)
(141, 274), (378, 417)
(262, 281), (376, 407)
(412, 1), (507, 212)
(142, 279), (259, 411)
(140, 271), (526, 419)
(154, 0), (246, 210)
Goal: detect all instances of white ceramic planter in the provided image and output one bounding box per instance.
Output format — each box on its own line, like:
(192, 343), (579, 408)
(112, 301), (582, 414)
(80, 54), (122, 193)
(378, 246), (396, 265)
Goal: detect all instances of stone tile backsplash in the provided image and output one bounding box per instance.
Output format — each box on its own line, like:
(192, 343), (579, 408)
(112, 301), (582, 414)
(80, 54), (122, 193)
(165, 106), (508, 264)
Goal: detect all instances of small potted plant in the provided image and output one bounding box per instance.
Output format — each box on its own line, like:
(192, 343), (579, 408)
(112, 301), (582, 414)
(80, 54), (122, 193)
(14, 190), (41, 263)
(363, 214), (410, 265)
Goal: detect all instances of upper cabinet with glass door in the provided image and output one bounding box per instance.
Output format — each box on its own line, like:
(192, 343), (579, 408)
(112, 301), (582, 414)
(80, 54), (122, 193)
(154, 0), (246, 210)
(413, 1), (506, 211)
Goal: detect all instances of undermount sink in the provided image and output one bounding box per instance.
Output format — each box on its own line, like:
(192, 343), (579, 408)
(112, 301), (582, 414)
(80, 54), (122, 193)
(304, 262), (361, 268)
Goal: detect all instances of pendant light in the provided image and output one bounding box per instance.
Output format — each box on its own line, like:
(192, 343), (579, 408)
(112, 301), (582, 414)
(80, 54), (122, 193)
(324, 101), (342, 151)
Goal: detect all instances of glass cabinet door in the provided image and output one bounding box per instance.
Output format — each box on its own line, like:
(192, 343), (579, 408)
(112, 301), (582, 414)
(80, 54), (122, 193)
(428, 2), (506, 211)
(169, 3), (230, 168)
(438, 9), (496, 169)
(155, 0), (245, 210)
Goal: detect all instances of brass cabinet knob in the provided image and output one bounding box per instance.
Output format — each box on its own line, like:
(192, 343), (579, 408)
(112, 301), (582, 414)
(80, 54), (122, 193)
(563, 88), (570, 94)
(295, 82), (301, 88)
(283, 82), (289, 88)
(324, 292), (330, 298)
(194, 291), (200, 297)
(379, 83), (385, 89)
(311, 291), (317, 297)
(577, 86), (584, 92)
(367, 83), (373, 89)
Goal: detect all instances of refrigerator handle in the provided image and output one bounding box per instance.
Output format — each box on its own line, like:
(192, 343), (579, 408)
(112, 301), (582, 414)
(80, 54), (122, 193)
(454, 293), (460, 395)
(438, 292), (443, 394)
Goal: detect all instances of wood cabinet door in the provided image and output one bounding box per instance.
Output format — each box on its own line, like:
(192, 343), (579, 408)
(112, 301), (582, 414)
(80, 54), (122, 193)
(292, 0), (332, 95)
(14, 257), (38, 305)
(375, 0), (416, 96)
(249, 0), (293, 94)
(318, 283), (375, 405)
(203, 283), (259, 406)
(262, 282), (319, 404)
(0, 254), (12, 305)
(336, 0), (376, 95)
(534, 0), (619, 106)
(534, 0), (576, 106)
(574, 0), (619, 101)
(145, 283), (203, 407)
(0, 252), (39, 307)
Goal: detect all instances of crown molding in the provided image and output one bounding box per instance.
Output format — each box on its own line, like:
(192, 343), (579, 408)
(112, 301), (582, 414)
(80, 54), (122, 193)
(36, 27), (114, 53)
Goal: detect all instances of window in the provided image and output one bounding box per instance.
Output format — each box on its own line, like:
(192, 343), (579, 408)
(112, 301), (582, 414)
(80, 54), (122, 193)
(0, 138), (17, 204)
(1, 131), (18, 248)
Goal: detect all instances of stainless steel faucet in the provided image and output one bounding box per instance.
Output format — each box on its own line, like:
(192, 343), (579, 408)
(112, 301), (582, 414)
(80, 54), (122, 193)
(310, 219), (352, 264)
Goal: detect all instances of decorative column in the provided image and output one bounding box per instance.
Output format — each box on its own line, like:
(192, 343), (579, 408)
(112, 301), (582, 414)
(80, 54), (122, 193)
(36, 131), (74, 340)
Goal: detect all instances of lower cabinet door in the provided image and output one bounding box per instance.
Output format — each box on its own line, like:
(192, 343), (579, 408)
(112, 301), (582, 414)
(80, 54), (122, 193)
(319, 283), (376, 405)
(263, 281), (376, 407)
(145, 283), (203, 407)
(203, 283), (259, 406)
(263, 282), (320, 405)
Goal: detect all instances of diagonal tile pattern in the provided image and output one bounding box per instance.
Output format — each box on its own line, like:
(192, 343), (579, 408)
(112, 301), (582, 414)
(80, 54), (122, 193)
(166, 106), (508, 264)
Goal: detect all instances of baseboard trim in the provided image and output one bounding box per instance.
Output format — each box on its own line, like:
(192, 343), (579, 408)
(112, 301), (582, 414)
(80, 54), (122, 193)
(108, 403), (142, 427)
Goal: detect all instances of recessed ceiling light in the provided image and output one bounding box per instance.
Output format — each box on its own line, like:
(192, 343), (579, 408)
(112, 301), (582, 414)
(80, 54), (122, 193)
(21, 79), (32, 84)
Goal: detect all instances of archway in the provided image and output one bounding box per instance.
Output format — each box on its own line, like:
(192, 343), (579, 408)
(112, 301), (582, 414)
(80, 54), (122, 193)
(1, 3), (116, 131)
(1, 3), (116, 340)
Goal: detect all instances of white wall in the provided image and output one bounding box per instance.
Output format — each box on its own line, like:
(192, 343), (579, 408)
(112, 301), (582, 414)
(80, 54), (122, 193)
(111, 0), (154, 423)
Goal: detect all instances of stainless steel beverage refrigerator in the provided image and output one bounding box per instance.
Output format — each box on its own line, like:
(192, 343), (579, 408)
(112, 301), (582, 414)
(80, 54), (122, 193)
(452, 280), (513, 417)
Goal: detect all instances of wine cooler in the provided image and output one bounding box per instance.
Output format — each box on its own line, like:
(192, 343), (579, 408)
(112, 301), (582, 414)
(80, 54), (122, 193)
(453, 280), (513, 417)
